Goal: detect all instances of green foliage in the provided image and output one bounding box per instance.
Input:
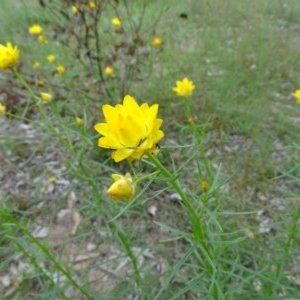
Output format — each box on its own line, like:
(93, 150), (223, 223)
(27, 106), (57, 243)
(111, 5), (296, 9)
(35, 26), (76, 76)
(1, 0), (300, 299)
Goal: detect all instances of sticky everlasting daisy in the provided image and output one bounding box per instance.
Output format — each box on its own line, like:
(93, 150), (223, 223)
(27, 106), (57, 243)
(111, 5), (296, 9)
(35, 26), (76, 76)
(173, 77), (195, 97)
(47, 54), (55, 62)
(55, 64), (65, 74)
(293, 88), (300, 104)
(94, 95), (164, 162)
(104, 66), (114, 76)
(0, 42), (19, 70)
(29, 24), (43, 35)
(111, 17), (122, 28)
(152, 37), (162, 47)
(87, 1), (96, 9)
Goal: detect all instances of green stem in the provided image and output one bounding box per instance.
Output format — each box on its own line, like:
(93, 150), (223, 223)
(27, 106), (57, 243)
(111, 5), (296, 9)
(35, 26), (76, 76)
(147, 153), (204, 241)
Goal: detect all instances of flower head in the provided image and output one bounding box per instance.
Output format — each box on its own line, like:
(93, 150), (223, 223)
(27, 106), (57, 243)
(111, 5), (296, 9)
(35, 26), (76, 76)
(104, 66), (114, 76)
(55, 64), (65, 74)
(75, 116), (83, 126)
(293, 88), (300, 104)
(40, 92), (53, 103)
(152, 37), (162, 47)
(0, 102), (6, 116)
(111, 17), (122, 28)
(87, 1), (96, 9)
(29, 24), (43, 35)
(94, 95), (164, 162)
(47, 54), (55, 63)
(0, 42), (19, 70)
(32, 61), (40, 69)
(72, 5), (78, 13)
(201, 180), (210, 192)
(37, 35), (47, 44)
(107, 173), (136, 201)
(173, 77), (195, 97)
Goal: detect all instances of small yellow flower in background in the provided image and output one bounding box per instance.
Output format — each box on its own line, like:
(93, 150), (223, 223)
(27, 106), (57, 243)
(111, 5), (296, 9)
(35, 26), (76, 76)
(188, 116), (195, 123)
(29, 24), (43, 35)
(87, 1), (96, 9)
(72, 5), (78, 13)
(48, 176), (57, 183)
(94, 95), (164, 162)
(0, 42), (19, 70)
(152, 37), (162, 47)
(111, 17), (122, 28)
(201, 180), (210, 192)
(55, 64), (65, 74)
(37, 35), (47, 44)
(0, 102), (6, 116)
(75, 116), (83, 126)
(32, 61), (40, 69)
(107, 173), (136, 201)
(104, 66), (114, 76)
(173, 77), (195, 98)
(47, 54), (55, 63)
(37, 78), (46, 86)
(40, 92), (53, 103)
(293, 88), (300, 104)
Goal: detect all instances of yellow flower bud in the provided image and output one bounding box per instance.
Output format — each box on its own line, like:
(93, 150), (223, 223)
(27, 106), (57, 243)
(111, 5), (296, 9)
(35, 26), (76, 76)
(37, 35), (47, 44)
(201, 180), (210, 192)
(0, 102), (6, 116)
(104, 66), (114, 76)
(107, 173), (135, 201)
(111, 17), (122, 28)
(40, 92), (53, 103)
(72, 5), (78, 13)
(55, 64), (65, 74)
(87, 1), (96, 9)
(75, 116), (83, 126)
(152, 37), (162, 47)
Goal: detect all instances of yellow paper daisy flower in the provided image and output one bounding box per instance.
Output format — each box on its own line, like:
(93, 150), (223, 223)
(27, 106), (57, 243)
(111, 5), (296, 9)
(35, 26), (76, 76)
(47, 54), (55, 63)
(55, 64), (65, 74)
(173, 77), (195, 98)
(293, 89), (300, 104)
(0, 42), (19, 70)
(37, 35), (47, 44)
(152, 37), (162, 47)
(111, 17), (122, 28)
(94, 95), (164, 162)
(104, 66), (114, 76)
(29, 24), (43, 35)
(87, 1), (96, 9)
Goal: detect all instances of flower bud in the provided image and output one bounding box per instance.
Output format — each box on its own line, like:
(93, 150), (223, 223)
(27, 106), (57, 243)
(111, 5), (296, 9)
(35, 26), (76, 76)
(107, 173), (135, 201)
